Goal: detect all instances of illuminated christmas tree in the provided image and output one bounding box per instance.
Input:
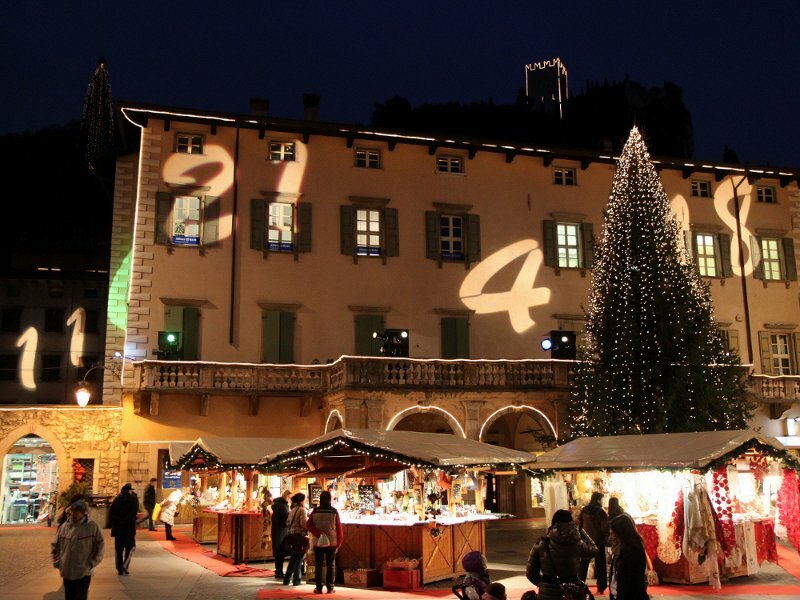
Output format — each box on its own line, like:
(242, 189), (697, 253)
(571, 126), (752, 436)
(80, 57), (114, 173)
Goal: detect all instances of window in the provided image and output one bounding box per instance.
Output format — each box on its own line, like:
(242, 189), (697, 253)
(759, 331), (800, 375)
(269, 141), (295, 161)
(83, 309), (100, 334)
(437, 155), (464, 174)
(691, 180), (712, 198)
(752, 235), (797, 282)
(720, 329), (740, 358)
(262, 310), (294, 363)
(44, 308), (64, 333)
(687, 231), (732, 278)
(441, 317), (469, 359)
(425, 208), (480, 265)
(83, 288), (99, 299)
(553, 167), (576, 186)
(1, 308), (21, 333)
(355, 148), (381, 169)
(543, 220), (594, 270)
(48, 287), (63, 298)
(770, 334), (792, 375)
(176, 133), (203, 154)
(251, 199), (312, 255)
(156, 192), (220, 247)
(0, 354), (17, 381)
(340, 200), (398, 261)
(163, 305), (200, 360)
(40, 354), (61, 382)
(354, 314), (385, 356)
(695, 234), (718, 277)
(756, 186), (776, 204)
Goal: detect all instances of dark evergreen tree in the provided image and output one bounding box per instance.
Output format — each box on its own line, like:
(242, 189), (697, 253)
(571, 127), (752, 436)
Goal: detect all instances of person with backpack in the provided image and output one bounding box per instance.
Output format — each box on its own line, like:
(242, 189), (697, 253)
(526, 509), (598, 600)
(306, 490), (343, 594)
(580, 492), (610, 593)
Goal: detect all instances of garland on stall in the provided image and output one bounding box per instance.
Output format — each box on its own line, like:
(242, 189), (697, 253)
(777, 468), (800, 554)
(704, 439), (800, 474)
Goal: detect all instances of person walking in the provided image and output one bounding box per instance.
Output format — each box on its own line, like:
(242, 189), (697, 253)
(306, 490), (343, 594)
(109, 483), (139, 575)
(260, 488), (274, 551)
(579, 492), (610, 593)
(526, 509), (598, 600)
(271, 489), (292, 579)
(142, 478), (158, 531)
(51, 499), (104, 600)
(282, 492), (309, 587)
(159, 491), (180, 541)
(608, 515), (649, 600)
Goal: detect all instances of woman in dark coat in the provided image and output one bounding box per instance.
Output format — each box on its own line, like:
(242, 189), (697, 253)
(609, 515), (649, 600)
(526, 510), (598, 600)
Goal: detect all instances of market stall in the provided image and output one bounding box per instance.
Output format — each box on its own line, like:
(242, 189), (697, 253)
(259, 428), (536, 585)
(168, 436), (303, 563)
(530, 430), (800, 588)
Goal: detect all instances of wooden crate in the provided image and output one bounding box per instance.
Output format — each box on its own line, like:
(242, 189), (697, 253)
(383, 569), (421, 590)
(343, 569), (381, 588)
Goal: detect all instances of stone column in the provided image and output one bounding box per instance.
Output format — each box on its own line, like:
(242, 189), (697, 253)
(342, 398), (364, 429)
(461, 400), (486, 440)
(365, 397), (385, 430)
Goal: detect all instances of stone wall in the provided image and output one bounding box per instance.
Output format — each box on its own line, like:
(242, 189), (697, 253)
(0, 406), (123, 499)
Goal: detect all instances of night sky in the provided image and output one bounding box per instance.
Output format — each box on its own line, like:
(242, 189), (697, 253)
(2, 1), (798, 167)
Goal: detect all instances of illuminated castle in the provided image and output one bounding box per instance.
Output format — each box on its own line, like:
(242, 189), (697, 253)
(525, 57), (569, 118)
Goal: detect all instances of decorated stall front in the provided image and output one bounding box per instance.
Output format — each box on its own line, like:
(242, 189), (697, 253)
(530, 430), (800, 588)
(169, 437), (303, 563)
(260, 428), (536, 587)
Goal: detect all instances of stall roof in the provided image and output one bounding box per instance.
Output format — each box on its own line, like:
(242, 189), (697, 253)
(530, 430), (785, 471)
(260, 428), (536, 469)
(170, 437), (304, 468)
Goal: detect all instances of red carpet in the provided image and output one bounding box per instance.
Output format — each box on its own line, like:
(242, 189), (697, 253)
(144, 528), (274, 577)
(777, 543), (800, 580)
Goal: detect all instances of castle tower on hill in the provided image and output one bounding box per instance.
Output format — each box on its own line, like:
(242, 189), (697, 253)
(525, 57), (569, 118)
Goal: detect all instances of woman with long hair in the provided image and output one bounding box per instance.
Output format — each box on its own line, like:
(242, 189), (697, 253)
(282, 492), (309, 587)
(608, 515), (649, 600)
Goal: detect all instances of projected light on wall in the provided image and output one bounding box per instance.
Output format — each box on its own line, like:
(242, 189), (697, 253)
(459, 239), (551, 333)
(66, 308), (86, 367)
(162, 144), (235, 197)
(16, 327), (37, 390)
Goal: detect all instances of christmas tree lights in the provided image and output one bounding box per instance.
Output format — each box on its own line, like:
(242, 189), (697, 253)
(571, 127), (753, 436)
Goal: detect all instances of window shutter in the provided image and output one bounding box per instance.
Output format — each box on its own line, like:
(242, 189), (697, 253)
(465, 214), (481, 265)
(580, 222), (594, 268)
(340, 205), (355, 256)
(543, 220), (557, 267)
(724, 329), (740, 358)
(441, 318), (457, 359)
(782, 238), (797, 281)
(182, 307), (200, 361)
(156, 192), (172, 245)
(683, 231), (694, 261)
(793, 333), (800, 375)
(758, 331), (773, 374)
(425, 211), (440, 260)
(355, 314), (383, 356)
(251, 199), (265, 250)
(164, 306), (183, 332)
(279, 311), (295, 363)
(718, 233), (733, 278)
(751, 236), (764, 280)
(297, 202), (312, 253)
(455, 317), (470, 358)
(262, 310), (281, 363)
(202, 197), (220, 246)
(384, 207), (399, 257)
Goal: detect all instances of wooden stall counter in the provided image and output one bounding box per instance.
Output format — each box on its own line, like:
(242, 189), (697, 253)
(192, 508), (219, 544)
(337, 517), (489, 584)
(210, 510), (270, 564)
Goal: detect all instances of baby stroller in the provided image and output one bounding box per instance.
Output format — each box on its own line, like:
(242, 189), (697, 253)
(452, 551), (490, 600)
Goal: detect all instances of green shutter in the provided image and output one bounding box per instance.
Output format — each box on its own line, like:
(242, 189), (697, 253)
(465, 214), (481, 265)
(758, 331), (772, 374)
(751, 236), (764, 280)
(718, 233), (733, 278)
(355, 314), (384, 356)
(262, 310), (281, 363)
(441, 317), (469, 359)
(340, 205), (355, 256)
(164, 306), (183, 332)
(297, 202), (312, 253)
(384, 207), (399, 257)
(580, 222), (594, 269)
(156, 192), (172, 244)
(455, 317), (470, 358)
(425, 211), (440, 260)
(279, 311), (295, 363)
(782, 238), (797, 281)
(182, 307), (200, 361)
(543, 220), (557, 267)
(202, 197), (220, 246)
(251, 199), (265, 250)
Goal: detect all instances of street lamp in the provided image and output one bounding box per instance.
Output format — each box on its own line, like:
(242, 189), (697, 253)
(74, 356), (124, 407)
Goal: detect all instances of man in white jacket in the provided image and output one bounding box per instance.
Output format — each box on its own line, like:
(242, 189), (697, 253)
(52, 499), (104, 600)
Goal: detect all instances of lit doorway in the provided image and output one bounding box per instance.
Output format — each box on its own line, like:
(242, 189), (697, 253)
(1, 435), (58, 524)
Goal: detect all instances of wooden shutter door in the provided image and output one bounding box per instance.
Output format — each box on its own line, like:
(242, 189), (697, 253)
(580, 222), (594, 269)
(182, 307), (200, 361)
(251, 199), (265, 250)
(465, 214), (481, 265)
(384, 207), (399, 257)
(758, 331), (773, 374)
(202, 197), (220, 246)
(718, 234), (733, 278)
(455, 317), (470, 358)
(297, 202), (312, 253)
(279, 311), (295, 363)
(751, 236), (764, 280)
(156, 192), (172, 245)
(542, 220), (557, 267)
(262, 310), (281, 363)
(782, 238), (797, 281)
(425, 211), (440, 260)
(340, 206), (355, 255)
(441, 318), (457, 359)
(355, 315), (384, 356)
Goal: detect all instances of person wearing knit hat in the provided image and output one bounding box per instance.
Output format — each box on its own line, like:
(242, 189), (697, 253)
(52, 498), (104, 599)
(109, 483), (139, 575)
(482, 582), (507, 600)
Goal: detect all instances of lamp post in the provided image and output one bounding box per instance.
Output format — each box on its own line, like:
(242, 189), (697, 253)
(74, 355), (124, 406)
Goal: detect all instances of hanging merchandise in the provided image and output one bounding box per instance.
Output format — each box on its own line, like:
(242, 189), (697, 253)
(777, 468), (800, 553)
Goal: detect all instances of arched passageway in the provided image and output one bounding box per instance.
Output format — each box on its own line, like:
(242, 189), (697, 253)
(1, 434), (58, 525)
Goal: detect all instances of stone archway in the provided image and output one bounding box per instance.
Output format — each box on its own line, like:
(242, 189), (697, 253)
(479, 405), (556, 449)
(386, 406), (466, 437)
(324, 409), (344, 433)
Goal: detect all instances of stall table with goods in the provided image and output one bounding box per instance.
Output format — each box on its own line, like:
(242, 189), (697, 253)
(260, 428), (536, 586)
(529, 430), (800, 589)
(168, 436), (303, 562)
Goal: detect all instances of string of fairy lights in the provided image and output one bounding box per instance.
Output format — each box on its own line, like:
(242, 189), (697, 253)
(572, 127), (748, 437)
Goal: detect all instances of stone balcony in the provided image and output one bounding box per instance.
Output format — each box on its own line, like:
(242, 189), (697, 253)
(748, 374), (800, 418)
(129, 357), (576, 396)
